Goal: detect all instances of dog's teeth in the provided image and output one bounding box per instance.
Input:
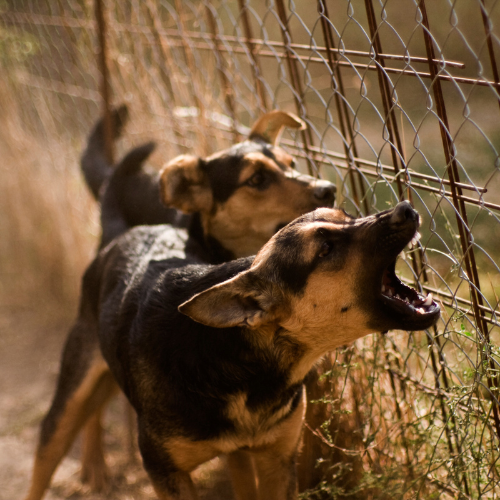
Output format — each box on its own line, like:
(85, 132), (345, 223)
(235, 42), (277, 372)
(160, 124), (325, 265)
(387, 289), (393, 297)
(409, 231), (422, 248)
(417, 307), (425, 314)
(395, 294), (401, 300)
(405, 297), (410, 304)
(423, 293), (433, 307)
(381, 284), (386, 293)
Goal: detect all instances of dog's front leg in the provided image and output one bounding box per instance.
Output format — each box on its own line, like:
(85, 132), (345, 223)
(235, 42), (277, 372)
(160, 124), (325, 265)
(150, 471), (199, 500)
(253, 451), (299, 500)
(226, 449), (258, 500)
(139, 431), (199, 500)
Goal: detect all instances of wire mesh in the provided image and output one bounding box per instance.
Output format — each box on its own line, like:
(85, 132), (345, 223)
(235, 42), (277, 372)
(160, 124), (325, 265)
(1, 0), (499, 498)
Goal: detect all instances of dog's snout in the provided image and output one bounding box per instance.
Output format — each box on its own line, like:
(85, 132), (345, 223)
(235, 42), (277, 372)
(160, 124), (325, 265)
(390, 201), (418, 224)
(313, 180), (336, 204)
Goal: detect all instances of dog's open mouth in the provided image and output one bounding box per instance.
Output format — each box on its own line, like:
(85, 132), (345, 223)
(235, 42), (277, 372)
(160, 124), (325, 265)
(360, 203), (440, 331)
(380, 260), (439, 319)
(378, 229), (440, 325)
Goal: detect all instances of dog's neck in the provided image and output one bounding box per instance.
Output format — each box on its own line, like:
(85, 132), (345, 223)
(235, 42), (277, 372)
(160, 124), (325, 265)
(187, 213), (236, 264)
(240, 323), (313, 389)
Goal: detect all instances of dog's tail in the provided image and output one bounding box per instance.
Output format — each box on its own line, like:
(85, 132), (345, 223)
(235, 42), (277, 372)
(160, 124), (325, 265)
(99, 141), (156, 247)
(80, 104), (129, 199)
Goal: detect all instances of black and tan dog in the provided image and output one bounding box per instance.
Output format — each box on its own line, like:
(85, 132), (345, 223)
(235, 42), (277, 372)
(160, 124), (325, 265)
(81, 105), (335, 253)
(23, 201), (439, 500)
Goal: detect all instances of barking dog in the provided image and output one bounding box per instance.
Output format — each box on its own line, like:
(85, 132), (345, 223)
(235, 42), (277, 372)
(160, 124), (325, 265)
(81, 105), (336, 254)
(23, 201), (439, 500)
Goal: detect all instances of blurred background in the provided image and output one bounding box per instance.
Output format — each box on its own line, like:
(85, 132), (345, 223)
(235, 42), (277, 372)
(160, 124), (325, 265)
(0, 0), (499, 498)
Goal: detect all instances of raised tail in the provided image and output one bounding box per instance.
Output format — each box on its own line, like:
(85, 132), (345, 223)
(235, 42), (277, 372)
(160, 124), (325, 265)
(80, 104), (129, 199)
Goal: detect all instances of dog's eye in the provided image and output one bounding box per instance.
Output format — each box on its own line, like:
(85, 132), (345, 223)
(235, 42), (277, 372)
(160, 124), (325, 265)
(246, 171), (266, 187)
(318, 241), (333, 258)
(290, 159), (296, 168)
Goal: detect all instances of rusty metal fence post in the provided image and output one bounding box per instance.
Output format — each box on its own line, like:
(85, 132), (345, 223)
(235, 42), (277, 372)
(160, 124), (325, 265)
(95, 0), (114, 165)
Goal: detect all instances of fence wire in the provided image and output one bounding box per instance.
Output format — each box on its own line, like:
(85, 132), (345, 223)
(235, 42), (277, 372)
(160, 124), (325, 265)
(1, 0), (500, 498)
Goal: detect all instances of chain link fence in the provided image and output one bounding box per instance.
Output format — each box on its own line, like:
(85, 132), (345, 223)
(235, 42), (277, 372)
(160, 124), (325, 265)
(1, 0), (499, 498)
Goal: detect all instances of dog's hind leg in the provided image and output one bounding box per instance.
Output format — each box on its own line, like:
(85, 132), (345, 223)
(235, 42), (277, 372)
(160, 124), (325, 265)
(226, 450), (258, 500)
(80, 409), (108, 490)
(80, 382), (119, 491)
(23, 319), (116, 500)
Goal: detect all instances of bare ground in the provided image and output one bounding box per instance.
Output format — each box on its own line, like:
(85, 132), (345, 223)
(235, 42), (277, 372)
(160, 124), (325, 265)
(0, 308), (235, 500)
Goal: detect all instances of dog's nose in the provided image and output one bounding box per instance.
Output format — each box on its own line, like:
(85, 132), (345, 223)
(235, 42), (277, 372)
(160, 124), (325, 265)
(313, 180), (336, 204)
(390, 201), (418, 224)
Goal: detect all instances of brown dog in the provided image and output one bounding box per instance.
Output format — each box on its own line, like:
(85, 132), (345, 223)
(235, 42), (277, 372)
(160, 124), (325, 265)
(23, 201), (439, 500)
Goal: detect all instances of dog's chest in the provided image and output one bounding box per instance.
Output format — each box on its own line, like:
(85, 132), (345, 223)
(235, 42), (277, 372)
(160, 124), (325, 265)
(224, 391), (296, 446)
(164, 388), (304, 472)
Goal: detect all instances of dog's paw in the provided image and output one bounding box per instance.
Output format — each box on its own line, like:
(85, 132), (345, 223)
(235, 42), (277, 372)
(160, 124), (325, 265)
(81, 451), (110, 492)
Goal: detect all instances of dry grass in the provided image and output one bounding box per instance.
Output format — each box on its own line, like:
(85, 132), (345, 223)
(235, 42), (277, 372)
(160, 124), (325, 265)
(0, 80), (99, 322)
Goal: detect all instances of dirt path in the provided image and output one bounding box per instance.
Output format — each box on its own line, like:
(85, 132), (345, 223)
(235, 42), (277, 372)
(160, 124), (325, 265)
(0, 309), (234, 500)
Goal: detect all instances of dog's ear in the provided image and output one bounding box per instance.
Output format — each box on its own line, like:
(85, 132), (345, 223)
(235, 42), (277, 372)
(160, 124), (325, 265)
(159, 155), (213, 214)
(179, 271), (283, 329)
(249, 110), (305, 145)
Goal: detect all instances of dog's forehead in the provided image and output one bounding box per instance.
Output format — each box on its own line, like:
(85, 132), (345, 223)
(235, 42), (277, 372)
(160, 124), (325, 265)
(252, 208), (354, 267)
(207, 139), (268, 162)
(307, 207), (355, 225)
(204, 140), (269, 179)
(239, 151), (284, 176)
(283, 211), (354, 249)
(278, 208), (355, 237)
(269, 145), (293, 165)
(207, 140), (290, 170)
(203, 140), (293, 203)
